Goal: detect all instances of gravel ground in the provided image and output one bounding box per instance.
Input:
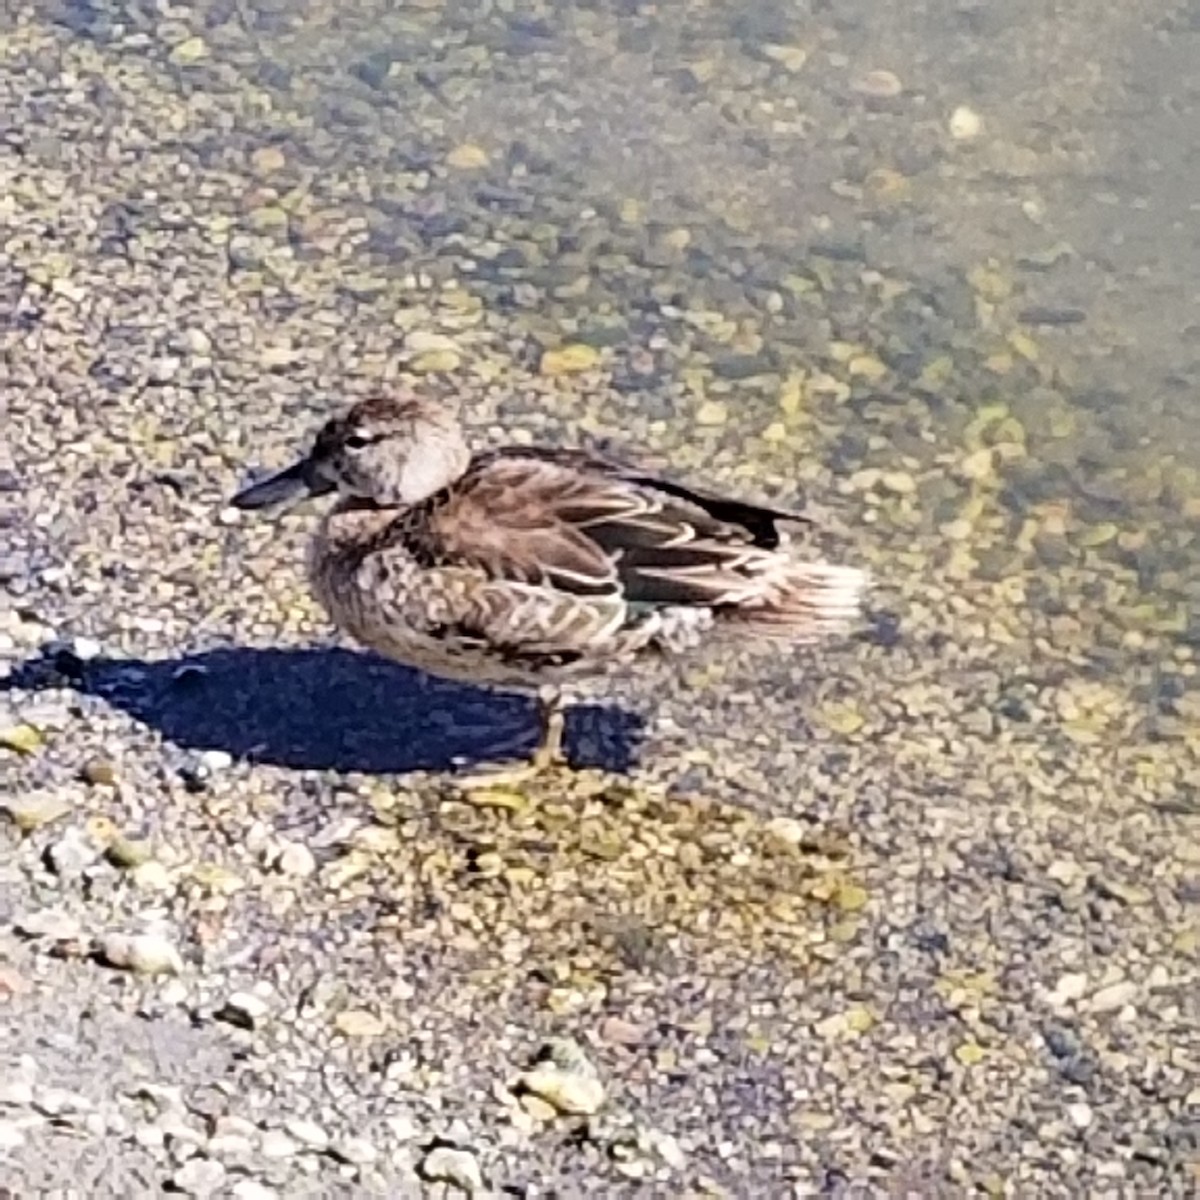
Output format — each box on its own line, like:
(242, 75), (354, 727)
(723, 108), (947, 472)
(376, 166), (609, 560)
(3, 1), (1200, 1196)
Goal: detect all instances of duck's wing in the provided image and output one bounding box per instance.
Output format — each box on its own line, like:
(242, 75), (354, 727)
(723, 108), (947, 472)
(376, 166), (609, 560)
(405, 447), (808, 609)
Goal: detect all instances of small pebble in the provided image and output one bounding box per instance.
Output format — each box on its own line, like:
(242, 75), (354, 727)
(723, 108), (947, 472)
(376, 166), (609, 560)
(260, 1129), (299, 1159)
(334, 1009), (385, 1038)
(285, 1118), (330, 1151)
(1049, 972), (1089, 1004)
(1089, 980), (1137, 1013)
(331, 1135), (378, 1166)
(231, 1183), (279, 1200)
(250, 146), (287, 174)
(539, 344), (600, 376)
(14, 909), (83, 941)
(46, 827), (103, 878)
(275, 841), (317, 878)
(0, 1079), (35, 1106)
(420, 1146), (483, 1194)
(446, 143), (489, 170)
(206, 1132), (254, 1158)
(217, 991), (270, 1029)
(4, 793), (72, 833)
(517, 1041), (606, 1116)
(853, 69), (903, 99)
(34, 1088), (93, 1117)
(100, 932), (184, 977)
(171, 1157), (227, 1197)
(0, 1120), (27, 1152)
(1067, 1102), (1094, 1129)
(949, 105), (983, 140)
(80, 757), (119, 787)
(0, 723), (44, 755)
(213, 1116), (258, 1140)
(106, 837), (154, 869)
(517, 1066), (606, 1115)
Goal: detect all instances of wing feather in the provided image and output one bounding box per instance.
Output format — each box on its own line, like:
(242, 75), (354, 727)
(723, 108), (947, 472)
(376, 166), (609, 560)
(396, 447), (803, 610)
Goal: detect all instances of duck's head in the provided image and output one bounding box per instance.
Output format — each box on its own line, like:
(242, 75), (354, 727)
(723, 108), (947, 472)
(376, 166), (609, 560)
(230, 393), (471, 511)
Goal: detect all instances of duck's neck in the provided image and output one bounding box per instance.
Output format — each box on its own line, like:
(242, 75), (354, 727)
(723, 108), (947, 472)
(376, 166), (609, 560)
(316, 497), (404, 552)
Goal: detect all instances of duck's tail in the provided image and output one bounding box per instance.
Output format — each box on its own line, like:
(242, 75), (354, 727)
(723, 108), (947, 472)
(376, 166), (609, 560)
(725, 561), (869, 643)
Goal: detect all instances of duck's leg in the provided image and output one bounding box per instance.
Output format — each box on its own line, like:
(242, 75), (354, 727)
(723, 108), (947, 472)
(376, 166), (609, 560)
(452, 683), (567, 790)
(531, 683), (566, 770)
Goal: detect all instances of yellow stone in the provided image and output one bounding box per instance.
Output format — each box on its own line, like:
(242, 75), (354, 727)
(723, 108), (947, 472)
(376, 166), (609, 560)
(169, 36), (209, 65)
(865, 168), (910, 199)
(834, 882), (869, 913)
(967, 264), (1011, 302)
(960, 447), (998, 482)
(250, 146), (286, 174)
(778, 372), (806, 416)
(539, 344), (600, 376)
(828, 919), (860, 943)
(464, 787), (528, 811)
(335, 1009), (386, 1038)
(410, 348), (462, 373)
(1078, 522), (1118, 547)
(695, 400), (728, 426)
(618, 198), (642, 223)
(814, 702), (864, 735)
(848, 353), (888, 381)
(1008, 330), (1039, 361)
(954, 1041), (987, 1066)
(795, 1110), (835, 1131)
(446, 143), (489, 170)
(0, 724), (43, 755)
(189, 864), (246, 895)
(844, 1006), (875, 1034)
(762, 43), (808, 72)
(917, 355), (954, 390)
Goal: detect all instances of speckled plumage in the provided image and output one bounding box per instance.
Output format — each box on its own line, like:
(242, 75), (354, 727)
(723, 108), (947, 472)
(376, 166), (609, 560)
(231, 392), (868, 764)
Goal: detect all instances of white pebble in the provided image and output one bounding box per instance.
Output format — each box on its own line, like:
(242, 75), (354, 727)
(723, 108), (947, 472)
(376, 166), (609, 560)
(231, 1182), (279, 1200)
(949, 105), (983, 140)
(275, 841), (317, 878)
(1088, 980), (1137, 1013)
(220, 991), (270, 1028)
(0, 1079), (34, 1106)
(260, 1129), (298, 1159)
(172, 1157), (227, 1197)
(284, 1118), (329, 1151)
(207, 1133), (254, 1158)
(0, 1120), (27, 1152)
(100, 932), (184, 977)
(71, 636), (103, 660)
(1049, 972), (1089, 1004)
(198, 749), (233, 772)
(421, 1146), (483, 1193)
(333, 1136), (378, 1166)
(1066, 1102), (1094, 1129)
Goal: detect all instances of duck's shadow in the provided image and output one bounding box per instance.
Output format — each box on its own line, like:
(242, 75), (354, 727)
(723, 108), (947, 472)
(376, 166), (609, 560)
(4, 644), (645, 775)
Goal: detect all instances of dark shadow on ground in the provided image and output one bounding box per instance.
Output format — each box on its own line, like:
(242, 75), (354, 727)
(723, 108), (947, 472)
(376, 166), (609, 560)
(2, 643), (645, 774)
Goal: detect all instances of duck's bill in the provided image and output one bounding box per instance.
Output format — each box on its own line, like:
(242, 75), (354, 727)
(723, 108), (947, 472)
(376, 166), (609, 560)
(229, 457), (334, 510)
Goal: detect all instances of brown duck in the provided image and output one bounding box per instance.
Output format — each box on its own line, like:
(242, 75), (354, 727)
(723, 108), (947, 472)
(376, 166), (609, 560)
(230, 392), (867, 772)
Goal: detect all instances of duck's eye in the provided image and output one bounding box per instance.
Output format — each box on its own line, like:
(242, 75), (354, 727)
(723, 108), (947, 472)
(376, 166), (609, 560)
(344, 434), (371, 450)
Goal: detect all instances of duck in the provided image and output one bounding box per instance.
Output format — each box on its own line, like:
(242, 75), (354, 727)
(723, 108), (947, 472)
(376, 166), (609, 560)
(229, 391), (867, 774)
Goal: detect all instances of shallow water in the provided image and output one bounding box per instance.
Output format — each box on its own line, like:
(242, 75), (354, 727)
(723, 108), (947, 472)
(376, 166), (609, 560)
(147, 0), (1200, 554)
